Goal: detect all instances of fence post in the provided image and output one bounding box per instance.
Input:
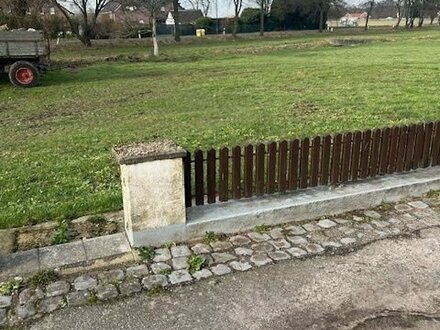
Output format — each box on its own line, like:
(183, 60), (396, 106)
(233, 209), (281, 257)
(113, 141), (187, 247)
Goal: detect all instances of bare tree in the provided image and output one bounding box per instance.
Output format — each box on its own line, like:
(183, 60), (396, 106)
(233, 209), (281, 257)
(53, 0), (110, 46)
(172, 0), (180, 41)
(138, 0), (169, 56)
(363, 0), (374, 30)
(184, 0), (209, 16)
(255, 0), (271, 36)
(394, 0), (403, 27)
(232, 0), (242, 37)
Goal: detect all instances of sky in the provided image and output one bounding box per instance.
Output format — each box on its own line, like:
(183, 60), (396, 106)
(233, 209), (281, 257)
(183, 0), (360, 19)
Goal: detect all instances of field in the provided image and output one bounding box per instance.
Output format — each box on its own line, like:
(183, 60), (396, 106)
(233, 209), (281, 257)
(1, 28), (440, 228)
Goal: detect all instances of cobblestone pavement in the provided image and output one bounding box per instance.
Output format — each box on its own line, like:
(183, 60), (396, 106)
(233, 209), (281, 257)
(2, 196), (440, 328)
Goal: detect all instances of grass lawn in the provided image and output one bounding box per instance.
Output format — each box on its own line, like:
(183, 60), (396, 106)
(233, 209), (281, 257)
(1, 28), (440, 228)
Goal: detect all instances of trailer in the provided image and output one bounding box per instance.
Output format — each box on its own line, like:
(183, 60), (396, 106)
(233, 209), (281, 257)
(0, 30), (49, 87)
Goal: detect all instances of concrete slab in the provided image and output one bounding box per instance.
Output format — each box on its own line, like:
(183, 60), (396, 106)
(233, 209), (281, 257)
(39, 241), (86, 270)
(131, 167), (440, 246)
(0, 249), (39, 280)
(83, 233), (131, 261)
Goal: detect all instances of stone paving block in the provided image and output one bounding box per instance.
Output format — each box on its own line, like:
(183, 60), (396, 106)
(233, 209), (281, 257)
(234, 247), (253, 256)
(286, 225), (307, 235)
(286, 235), (308, 245)
(268, 228), (285, 239)
(229, 261), (252, 271)
(371, 220), (390, 228)
(0, 295), (12, 308)
(302, 223), (319, 232)
(38, 296), (62, 314)
(334, 218), (349, 224)
(73, 275), (97, 291)
(172, 257), (188, 270)
(210, 241), (233, 252)
(353, 215), (364, 222)
(98, 269), (125, 284)
(358, 223), (374, 230)
(39, 240), (86, 270)
(192, 269), (213, 280)
(0, 249), (39, 279)
(287, 247), (307, 258)
(119, 278), (141, 296)
(67, 291), (90, 307)
(339, 226), (356, 235)
(153, 248), (171, 262)
(408, 201), (429, 209)
(83, 233), (131, 261)
(247, 232), (270, 242)
(268, 251), (291, 261)
(212, 252), (236, 263)
(210, 264), (231, 276)
(169, 270), (192, 284)
(364, 210), (382, 219)
(171, 245), (191, 258)
(340, 237), (357, 245)
(395, 204), (413, 212)
(251, 242), (274, 253)
(269, 239), (291, 250)
(250, 253), (273, 267)
(317, 219), (337, 229)
(401, 213), (417, 221)
(96, 284), (119, 300)
(126, 265), (150, 278)
(229, 235), (251, 246)
(16, 303), (36, 320)
(322, 241), (342, 249)
(150, 262), (172, 275)
(191, 243), (212, 254)
(46, 281), (70, 297)
(19, 288), (44, 305)
(142, 275), (168, 290)
(304, 243), (324, 254)
(387, 218), (401, 225)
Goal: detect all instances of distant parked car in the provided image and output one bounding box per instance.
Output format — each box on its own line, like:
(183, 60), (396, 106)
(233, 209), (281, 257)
(0, 30), (48, 87)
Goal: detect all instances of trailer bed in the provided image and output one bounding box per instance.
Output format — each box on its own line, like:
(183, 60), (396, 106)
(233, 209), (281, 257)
(0, 31), (47, 58)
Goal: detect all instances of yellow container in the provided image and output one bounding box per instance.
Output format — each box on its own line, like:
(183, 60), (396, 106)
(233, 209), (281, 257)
(196, 29), (206, 38)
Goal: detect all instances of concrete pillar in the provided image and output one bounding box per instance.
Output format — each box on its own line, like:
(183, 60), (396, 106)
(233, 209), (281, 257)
(114, 141), (187, 247)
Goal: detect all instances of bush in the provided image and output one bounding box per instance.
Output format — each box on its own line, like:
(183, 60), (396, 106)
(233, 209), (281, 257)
(121, 24), (151, 38)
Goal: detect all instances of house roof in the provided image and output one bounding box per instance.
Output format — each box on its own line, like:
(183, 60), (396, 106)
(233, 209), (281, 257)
(102, 1), (122, 13)
(175, 9), (203, 24)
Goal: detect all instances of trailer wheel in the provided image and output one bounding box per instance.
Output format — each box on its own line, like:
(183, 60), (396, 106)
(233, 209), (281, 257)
(9, 61), (40, 88)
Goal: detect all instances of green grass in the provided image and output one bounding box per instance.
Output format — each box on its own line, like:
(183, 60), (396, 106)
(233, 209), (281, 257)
(1, 28), (440, 228)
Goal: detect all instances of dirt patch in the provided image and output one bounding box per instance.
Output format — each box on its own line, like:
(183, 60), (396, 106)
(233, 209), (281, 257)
(14, 211), (123, 252)
(329, 38), (373, 47)
(16, 222), (57, 251)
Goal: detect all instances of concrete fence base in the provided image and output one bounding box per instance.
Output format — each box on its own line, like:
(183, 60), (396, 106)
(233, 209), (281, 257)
(115, 141), (440, 247)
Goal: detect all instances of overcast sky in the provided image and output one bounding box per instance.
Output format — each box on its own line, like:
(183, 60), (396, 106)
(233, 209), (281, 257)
(184, 0), (359, 19)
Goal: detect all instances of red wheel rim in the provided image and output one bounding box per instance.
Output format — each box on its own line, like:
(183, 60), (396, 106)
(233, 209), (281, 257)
(15, 67), (34, 85)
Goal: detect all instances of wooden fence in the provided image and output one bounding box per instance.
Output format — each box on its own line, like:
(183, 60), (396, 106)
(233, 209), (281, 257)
(184, 122), (440, 207)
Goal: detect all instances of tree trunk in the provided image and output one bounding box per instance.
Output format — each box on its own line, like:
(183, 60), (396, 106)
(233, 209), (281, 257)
(172, 0), (181, 42)
(233, 11), (239, 37)
(394, 1), (402, 28)
(260, 1), (264, 36)
(364, 2), (373, 31)
(319, 4), (325, 32)
(152, 16), (159, 56)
